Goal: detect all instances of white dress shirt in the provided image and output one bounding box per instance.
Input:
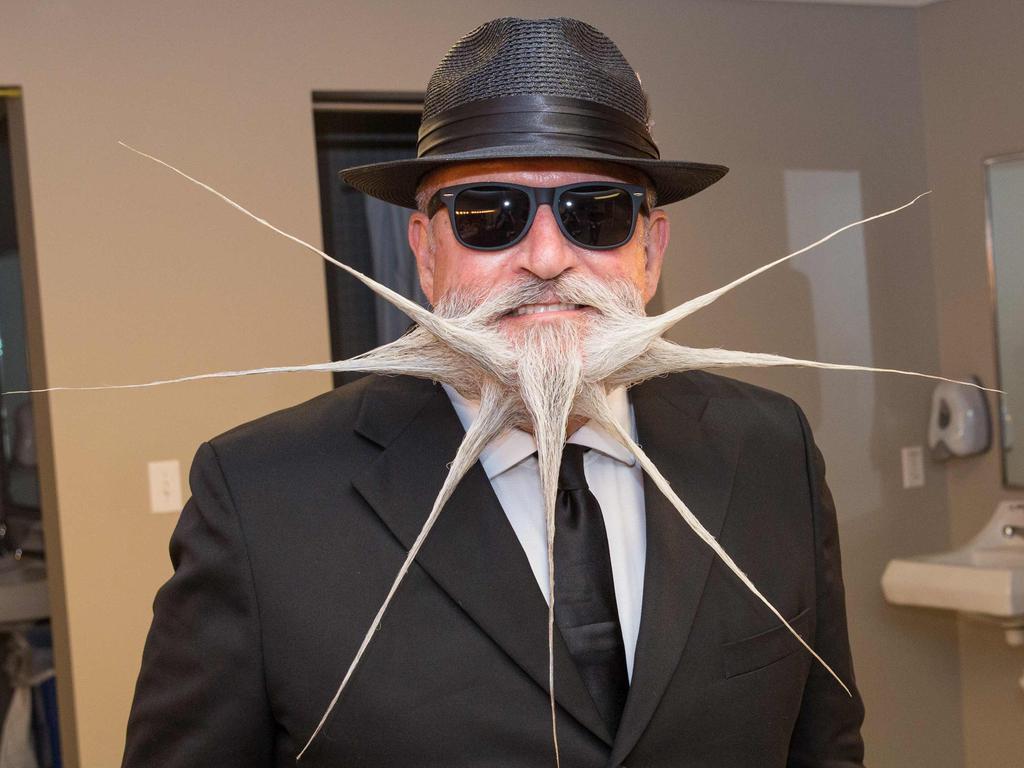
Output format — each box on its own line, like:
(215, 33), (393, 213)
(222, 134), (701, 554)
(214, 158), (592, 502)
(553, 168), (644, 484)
(443, 384), (646, 680)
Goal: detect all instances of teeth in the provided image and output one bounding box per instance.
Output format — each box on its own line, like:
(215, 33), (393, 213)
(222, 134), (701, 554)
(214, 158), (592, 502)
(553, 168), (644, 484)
(511, 303), (580, 317)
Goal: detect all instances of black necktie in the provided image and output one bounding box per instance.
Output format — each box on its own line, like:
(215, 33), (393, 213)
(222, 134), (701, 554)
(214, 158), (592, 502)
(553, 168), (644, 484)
(553, 444), (629, 735)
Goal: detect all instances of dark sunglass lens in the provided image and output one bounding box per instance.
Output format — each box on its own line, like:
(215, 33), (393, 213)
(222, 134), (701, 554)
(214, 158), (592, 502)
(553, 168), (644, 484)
(558, 186), (636, 247)
(452, 186), (531, 248)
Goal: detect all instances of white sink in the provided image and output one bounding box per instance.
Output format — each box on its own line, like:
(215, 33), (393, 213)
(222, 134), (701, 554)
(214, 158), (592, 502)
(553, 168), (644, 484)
(0, 554), (49, 625)
(970, 546), (1024, 568)
(882, 501), (1024, 619)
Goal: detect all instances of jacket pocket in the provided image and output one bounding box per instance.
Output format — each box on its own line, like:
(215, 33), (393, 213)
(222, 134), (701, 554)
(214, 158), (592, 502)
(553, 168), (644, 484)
(722, 606), (814, 679)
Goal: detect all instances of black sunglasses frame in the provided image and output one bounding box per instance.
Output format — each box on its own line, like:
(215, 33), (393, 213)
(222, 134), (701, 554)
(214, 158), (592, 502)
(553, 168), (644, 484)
(427, 181), (649, 251)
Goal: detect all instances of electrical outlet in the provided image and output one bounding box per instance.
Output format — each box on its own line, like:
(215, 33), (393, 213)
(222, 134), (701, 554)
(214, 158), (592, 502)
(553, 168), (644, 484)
(901, 446), (925, 489)
(148, 459), (183, 513)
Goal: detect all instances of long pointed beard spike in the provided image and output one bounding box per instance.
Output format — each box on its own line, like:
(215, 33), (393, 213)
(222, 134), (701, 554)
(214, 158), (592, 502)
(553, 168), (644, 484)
(296, 377), (514, 760)
(512, 323), (588, 768)
(606, 338), (1001, 394)
(602, 407), (853, 697)
(648, 192), (933, 340)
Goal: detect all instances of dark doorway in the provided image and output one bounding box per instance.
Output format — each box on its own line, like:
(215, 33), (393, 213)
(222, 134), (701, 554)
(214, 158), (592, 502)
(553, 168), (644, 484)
(1, 87), (61, 768)
(0, 93), (42, 559)
(313, 93), (427, 388)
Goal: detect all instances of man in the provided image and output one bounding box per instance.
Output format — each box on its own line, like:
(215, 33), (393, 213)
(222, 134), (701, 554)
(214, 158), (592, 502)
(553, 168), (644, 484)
(122, 17), (865, 767)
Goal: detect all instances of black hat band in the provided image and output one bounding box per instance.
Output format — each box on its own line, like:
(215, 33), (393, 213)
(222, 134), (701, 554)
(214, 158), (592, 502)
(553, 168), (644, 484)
(416, 94), (660, 161)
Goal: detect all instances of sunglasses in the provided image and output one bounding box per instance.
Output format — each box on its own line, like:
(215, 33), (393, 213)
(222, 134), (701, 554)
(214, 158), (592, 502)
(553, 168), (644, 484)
(427, 182), (649, 251)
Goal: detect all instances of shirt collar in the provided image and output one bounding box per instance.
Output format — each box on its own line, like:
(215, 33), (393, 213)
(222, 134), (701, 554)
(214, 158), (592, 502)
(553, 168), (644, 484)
(442, 383), (637, 480)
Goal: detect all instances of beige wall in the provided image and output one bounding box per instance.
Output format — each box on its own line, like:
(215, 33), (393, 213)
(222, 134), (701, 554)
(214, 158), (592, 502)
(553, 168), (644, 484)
(919, 0), (1024, 765)
(1, 0), (1002, 765)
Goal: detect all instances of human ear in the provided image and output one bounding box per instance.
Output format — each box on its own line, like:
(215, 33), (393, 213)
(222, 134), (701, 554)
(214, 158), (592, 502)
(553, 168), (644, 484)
(408, 211), (437, 304)
(642, 209), (669, 302)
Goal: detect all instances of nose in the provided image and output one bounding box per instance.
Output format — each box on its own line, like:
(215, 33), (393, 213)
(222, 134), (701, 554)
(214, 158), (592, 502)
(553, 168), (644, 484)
(515, 204), (578, 281)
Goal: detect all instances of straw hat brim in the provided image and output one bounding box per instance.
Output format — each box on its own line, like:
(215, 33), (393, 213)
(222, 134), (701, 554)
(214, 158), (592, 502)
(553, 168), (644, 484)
(340, 144), (728, 210)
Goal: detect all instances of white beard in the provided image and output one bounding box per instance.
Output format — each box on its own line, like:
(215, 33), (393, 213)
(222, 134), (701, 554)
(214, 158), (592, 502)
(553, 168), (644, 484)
(19, 146), (995, 764)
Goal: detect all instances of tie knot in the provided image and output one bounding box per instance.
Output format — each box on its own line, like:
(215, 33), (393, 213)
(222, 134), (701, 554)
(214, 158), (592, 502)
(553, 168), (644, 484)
(558, 444), (589, 490)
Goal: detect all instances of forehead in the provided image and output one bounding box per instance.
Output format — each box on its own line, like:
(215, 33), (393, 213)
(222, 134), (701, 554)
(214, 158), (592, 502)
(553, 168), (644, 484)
(418, 158), (647, 194)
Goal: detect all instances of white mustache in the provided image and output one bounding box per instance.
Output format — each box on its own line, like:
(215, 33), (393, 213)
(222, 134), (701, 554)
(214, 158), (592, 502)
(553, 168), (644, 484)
(432, 272), (643, 324)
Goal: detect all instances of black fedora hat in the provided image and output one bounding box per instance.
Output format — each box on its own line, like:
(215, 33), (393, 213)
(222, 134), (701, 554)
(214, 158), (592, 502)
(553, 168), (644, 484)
(340, 17), (728, 210)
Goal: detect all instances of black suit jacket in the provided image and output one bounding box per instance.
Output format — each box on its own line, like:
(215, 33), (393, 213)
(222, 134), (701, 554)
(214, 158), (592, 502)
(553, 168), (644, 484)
(121, 371), (865, 767)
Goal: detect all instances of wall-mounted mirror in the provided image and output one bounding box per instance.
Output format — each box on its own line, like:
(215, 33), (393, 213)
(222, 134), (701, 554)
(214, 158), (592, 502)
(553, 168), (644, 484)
(986, 153), (1024, 488)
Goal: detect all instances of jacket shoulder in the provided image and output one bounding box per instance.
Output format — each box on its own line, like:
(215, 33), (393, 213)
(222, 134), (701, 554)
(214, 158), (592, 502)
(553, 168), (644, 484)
(209, 375), (369, 452)
(203, 374), (437, 470)
(677, 369), (796, 407)
(642, 370), (809, 463)
(650, 369), (801, 424)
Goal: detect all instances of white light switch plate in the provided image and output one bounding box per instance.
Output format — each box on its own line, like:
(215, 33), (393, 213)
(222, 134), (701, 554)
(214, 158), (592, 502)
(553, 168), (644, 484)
(901, 446), (925, 489)
(148, 459), (183, 513)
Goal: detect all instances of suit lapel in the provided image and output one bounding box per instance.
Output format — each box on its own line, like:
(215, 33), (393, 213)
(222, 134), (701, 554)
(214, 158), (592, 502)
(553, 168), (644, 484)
(609, 374), (743, 766)
(350, 376), (613, 746)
